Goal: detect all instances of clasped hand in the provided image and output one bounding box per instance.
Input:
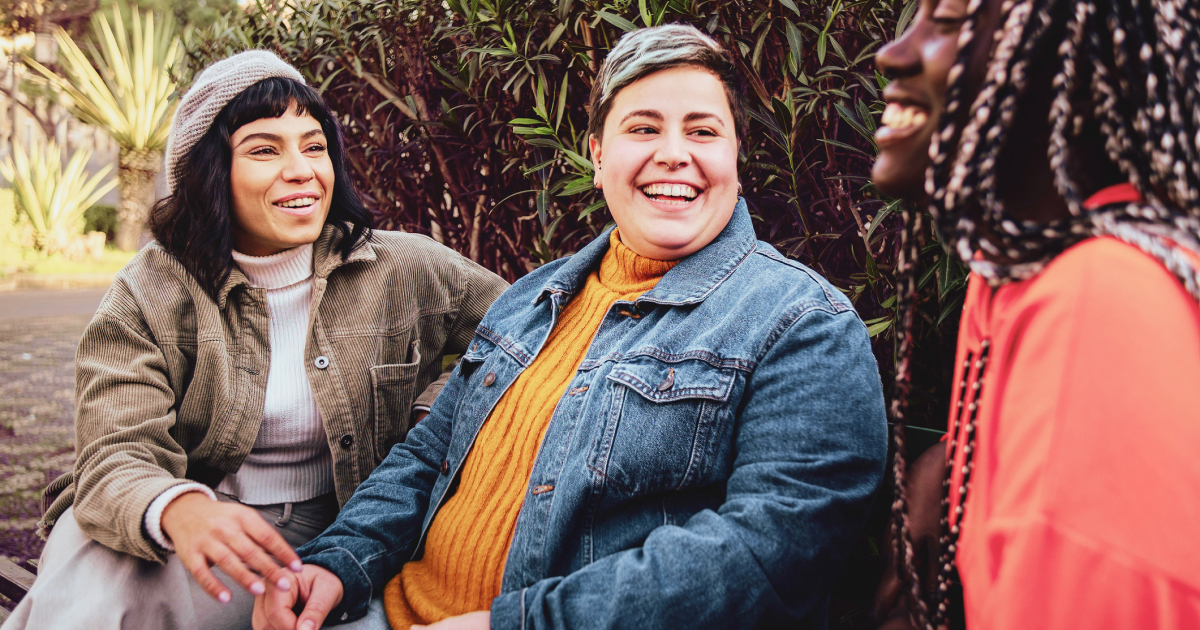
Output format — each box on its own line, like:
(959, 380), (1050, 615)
(160, 492), (303, 603)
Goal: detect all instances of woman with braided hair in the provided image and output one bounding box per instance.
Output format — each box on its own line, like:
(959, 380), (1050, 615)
(870, 0), (1200, 626)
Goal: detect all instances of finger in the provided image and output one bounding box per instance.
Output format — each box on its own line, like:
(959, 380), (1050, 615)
(295, 579), (341, 630)
(209, 541), (268, 597)
(229, 533), (291, 591)
(244, 513), (304, 573)
(256, 566), (301, 630)
(181, 551), (234, 603)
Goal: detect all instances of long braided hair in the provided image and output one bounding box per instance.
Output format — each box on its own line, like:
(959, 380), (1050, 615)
(889, 0), (1200, 626)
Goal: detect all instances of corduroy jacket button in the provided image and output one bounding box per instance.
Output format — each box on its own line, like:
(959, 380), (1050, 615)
(339, 434), (354, 448)
(440, 459), (450, 475)
(482, 372), (496, 386)
(314, 356), (330, 369)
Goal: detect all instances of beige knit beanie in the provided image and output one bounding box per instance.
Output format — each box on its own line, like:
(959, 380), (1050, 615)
(165, 50), (306, 195)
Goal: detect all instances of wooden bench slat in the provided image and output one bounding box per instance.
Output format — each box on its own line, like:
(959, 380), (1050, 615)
(0, 603), (11, 623)
(0, 557), (35, 605)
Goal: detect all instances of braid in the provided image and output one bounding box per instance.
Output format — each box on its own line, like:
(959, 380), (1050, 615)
(892, 0), (1200, 622)
(888, 205), (933, 630)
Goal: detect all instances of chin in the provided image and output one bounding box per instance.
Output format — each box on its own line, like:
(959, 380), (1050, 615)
(872, 158), (925, 203)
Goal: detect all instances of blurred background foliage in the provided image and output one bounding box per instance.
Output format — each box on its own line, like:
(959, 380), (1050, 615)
(185, 0), (966, 434)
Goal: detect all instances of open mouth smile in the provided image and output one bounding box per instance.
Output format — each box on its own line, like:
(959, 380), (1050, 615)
(640, 183), (701, 205)
(876, 102), (931, 145)
(272, 193), (322, 215)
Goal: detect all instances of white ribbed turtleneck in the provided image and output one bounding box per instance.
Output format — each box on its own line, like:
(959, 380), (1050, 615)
(144, 243), (335, 550)
(219, 243), (334, 504)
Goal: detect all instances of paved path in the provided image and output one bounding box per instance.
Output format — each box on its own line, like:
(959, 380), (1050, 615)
(0, 288), (107, 321)
(0, 288), (105, 564)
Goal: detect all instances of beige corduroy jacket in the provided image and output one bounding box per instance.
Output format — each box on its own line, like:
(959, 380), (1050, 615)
(40, 225), (508, 562)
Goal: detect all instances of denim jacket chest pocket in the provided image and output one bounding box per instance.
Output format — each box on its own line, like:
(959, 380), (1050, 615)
(587, 356), (739, 496)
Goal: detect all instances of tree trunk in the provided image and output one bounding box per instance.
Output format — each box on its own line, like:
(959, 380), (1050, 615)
(115, 148), (161, 251)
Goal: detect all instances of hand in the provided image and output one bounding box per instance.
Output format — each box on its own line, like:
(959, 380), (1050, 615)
(413, 611), (490, 630)
(161, 492), (302, 603)
(252, 564), (344, 630)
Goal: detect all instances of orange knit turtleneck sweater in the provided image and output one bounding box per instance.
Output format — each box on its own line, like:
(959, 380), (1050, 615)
(383, 231), (677, 629)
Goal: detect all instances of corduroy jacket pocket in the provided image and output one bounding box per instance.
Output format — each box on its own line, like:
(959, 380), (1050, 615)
(370, 361), (421, 461)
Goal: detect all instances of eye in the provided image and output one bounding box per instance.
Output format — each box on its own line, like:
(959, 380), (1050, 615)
(249, 146), (279, 156)
(305, 142), (328, 153)
(690, 128), (718, 137)
(630, 126), (658, 135)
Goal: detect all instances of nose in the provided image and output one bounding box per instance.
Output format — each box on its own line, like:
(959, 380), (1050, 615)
(654, 128), (690, 171)
(876, 23), (922, 80)
(281, 145), (315, 182)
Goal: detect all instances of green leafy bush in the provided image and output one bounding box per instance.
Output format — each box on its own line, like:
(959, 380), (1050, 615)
(84, 204), (120, 242)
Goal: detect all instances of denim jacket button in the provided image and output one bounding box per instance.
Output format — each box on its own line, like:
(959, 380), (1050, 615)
(483, 372), (496, 386)
(439, 459), (450, 475)
(656, 368), (675, 391)
(339, 434), (354, 449)
(314, 355), (330, 369)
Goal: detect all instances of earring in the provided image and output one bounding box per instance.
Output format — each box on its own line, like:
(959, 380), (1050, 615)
(737, 182), (743, 196)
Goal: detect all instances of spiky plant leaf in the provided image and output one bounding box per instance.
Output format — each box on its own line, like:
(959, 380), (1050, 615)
(28, 2), (181, 152)
(0, 141), (117, 249)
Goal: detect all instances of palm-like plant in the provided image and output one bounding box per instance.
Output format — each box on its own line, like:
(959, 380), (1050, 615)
(29, 2), (182, 251)
(0, 140), (117, 254)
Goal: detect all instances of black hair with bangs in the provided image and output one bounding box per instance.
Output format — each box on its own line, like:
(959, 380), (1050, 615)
(149, 77), (372, 301)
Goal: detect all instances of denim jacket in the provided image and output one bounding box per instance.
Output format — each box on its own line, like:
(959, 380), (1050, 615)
(300, 201), (888, 629)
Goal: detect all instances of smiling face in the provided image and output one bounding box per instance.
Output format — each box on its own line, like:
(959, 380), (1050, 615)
(872, 0), (1002, 202)
(589, 66), (740, 261)
(228, 107), (334, 256)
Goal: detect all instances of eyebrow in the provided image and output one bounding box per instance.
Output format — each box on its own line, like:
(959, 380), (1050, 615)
(619, 109), (726, 127)
(235, 128), (326, 148)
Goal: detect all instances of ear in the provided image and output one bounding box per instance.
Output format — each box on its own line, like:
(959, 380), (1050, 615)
(589, 134), (603, 188)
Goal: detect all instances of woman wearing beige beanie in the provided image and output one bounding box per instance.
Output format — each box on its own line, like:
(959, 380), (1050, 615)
(1, 50), (507, 630)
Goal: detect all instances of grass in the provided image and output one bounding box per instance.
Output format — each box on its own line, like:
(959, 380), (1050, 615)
(0, 244), (135, 278)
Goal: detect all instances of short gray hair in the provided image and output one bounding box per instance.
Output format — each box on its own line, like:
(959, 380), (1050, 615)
(587, 24), (747, 143)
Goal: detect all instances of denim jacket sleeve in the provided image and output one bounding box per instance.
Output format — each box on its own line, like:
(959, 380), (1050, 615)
(490, 307), (888, 630)
(296, 358), (464, 622)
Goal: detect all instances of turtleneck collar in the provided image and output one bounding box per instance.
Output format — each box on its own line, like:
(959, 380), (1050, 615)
(598, 230), (678, 295)
(232, 242), (314, 290)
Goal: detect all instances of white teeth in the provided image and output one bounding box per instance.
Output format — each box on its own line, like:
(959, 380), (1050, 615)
(640, 182), (699, 201)
(276, 197), (317, 208)
(881, 103), (929, 131)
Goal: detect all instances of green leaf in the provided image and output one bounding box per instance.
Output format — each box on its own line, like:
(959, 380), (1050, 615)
(536, 189), (550, 225)
(779, 0), (802, 16)
(596, 11), (638, 32)
(896, 0), (919, 38)
(638, 0), (652, 26)
(866, 199), (900, 240)
(543, 22), (567, 51)
(559, 175), (596, 196)
(864, 318), (893, 337)
(785, 20), (804, 76)
(579, 199), (607, 218)
(816, 31), (827, 64)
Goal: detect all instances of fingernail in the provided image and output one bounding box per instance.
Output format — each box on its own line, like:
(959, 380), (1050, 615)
(276, 576), (291, 591)
(290, 560), (304, 573)
(218, 591), (231, 604)
(250, 581), (265, 596)
(301, 621), (316, 630)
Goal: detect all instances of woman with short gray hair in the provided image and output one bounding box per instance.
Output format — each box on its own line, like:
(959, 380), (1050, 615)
(253, 24), (887, 630)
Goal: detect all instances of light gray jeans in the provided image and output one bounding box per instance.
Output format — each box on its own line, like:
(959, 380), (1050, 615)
(1, 492), (390, 630)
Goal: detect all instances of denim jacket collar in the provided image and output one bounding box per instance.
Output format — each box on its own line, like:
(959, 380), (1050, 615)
(536, 198), (757, 306)
(216, 223), (376, 308)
